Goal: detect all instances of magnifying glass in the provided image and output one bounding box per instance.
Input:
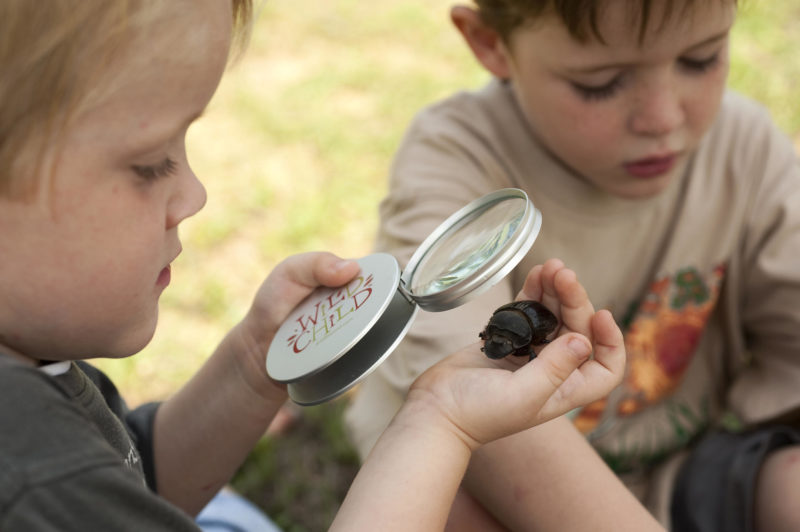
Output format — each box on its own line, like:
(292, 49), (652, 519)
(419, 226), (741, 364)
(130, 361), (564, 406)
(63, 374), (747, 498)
(266, 188), (542, 405)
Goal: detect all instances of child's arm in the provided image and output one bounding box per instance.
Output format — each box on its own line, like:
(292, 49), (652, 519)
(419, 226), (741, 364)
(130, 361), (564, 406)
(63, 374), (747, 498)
(457, 259), (664, 530)
(465, 415), (665, 531)
(331, 260), (661, 531)
(149, 252), (360, 515)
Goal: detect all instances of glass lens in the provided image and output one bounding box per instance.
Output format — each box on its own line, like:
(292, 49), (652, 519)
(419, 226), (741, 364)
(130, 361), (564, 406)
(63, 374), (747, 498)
(409, 197), (526, 296)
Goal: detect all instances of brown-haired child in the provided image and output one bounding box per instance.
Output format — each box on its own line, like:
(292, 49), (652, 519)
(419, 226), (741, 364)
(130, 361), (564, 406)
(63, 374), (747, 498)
(346, 1), (800, 530)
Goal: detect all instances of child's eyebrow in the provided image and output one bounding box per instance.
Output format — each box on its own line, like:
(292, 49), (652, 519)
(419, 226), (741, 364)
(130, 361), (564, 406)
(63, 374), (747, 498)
(157, 109), (207, 140)
(127, 109), (207, 157)
(683, 29), (731, 52)
(564, 29), (731, 75)
(153, 108), (206, 133)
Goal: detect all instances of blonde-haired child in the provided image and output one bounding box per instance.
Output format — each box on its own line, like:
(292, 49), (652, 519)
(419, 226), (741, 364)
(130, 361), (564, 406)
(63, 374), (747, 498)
(345, 0), (800, 530)
(0, 1), (660, 530)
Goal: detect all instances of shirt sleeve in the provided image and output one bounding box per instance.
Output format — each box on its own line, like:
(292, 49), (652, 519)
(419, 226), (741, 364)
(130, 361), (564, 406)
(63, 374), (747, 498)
(728, 106), (800, 424)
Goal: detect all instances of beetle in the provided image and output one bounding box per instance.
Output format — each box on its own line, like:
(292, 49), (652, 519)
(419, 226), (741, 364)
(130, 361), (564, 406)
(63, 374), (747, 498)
(479, 300), (559, 360)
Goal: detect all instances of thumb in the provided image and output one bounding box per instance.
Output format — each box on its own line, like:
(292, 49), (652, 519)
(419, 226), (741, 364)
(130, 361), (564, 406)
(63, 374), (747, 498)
(277, 251), (360, 289)
(526, 333), (592, 389)
(507, 333), (592, 423)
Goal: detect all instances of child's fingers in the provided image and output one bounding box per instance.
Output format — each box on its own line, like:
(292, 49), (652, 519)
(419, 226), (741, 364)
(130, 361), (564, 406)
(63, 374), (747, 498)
(518, 263), (545, 301)
(417, 322), (622, 444)
(537, 258), (566, 314)
(552, 267), (595, 338)
(536, 259), (595, 338)
(278, 251), (359, 289)
(255, 252), (360, 331)
(589, 309), (626, 377)
(555, 311), (625, 401)
(525, 333), (592, 389)
(536, 314), (625, 417)
(508, 333), (593, 422)
(564, 312), (626, 402)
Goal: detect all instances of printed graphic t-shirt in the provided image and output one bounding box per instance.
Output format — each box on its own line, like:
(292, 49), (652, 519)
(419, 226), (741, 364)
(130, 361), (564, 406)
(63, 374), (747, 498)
(345, 80), (800, 522)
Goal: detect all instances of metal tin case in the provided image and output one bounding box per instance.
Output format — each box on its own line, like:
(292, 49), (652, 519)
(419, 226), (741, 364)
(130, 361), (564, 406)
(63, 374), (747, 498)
(266, 188), (542, 405)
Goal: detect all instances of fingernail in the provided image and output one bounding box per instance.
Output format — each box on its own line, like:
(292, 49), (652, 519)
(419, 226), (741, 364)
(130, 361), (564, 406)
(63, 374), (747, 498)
(333, 259), (357, 272)
(568, 338), (590, 357)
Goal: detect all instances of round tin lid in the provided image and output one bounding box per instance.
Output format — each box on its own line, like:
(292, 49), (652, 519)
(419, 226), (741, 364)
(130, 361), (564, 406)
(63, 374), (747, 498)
(286, 284), (417, 405)
(401, 188), (542, 311)
(266, 253), (405, 384)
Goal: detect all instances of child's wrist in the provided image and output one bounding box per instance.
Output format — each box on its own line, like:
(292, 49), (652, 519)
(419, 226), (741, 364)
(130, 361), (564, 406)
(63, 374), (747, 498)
(227, 321), (288, 404)
(394, 390), (481, 454)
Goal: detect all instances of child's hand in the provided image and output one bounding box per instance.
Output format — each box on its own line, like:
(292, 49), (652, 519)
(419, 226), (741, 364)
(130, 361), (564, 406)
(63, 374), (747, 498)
(405, 259), (624, 450)
(247, 252), (359, 340)
(235, 252), (359, 394)
(521, 258), (601, 345)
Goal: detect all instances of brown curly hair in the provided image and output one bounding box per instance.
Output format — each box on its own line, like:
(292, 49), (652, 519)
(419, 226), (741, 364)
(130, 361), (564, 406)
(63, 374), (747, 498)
(473, 0), (735, 44)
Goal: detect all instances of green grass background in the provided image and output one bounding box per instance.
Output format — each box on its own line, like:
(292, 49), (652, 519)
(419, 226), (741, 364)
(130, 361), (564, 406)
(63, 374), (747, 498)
(94, 1), (800, 530)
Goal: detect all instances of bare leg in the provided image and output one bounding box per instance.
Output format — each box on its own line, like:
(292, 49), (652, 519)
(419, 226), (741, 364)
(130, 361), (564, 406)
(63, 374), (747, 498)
(755, 445), (800, 531)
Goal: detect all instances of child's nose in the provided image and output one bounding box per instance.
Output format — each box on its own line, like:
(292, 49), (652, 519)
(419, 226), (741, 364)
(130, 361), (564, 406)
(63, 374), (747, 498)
(166, 169), (207, 229)
(629, 83), (684, 137)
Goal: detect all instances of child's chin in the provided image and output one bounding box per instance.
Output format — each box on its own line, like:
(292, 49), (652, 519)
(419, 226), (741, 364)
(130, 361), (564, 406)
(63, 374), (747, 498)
(613, 175), (674, 200)
(109, 317), (159, 358)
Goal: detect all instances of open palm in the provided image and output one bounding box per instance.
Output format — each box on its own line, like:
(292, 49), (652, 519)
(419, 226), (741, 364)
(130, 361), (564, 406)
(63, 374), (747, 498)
(407, 259), (625, 449)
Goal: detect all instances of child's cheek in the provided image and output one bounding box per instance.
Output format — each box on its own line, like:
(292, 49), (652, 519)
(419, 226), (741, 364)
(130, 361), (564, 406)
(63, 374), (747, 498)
(686, 70), (728, 139)
(551, 88), (622, 138)
(567, 105), (623, 148)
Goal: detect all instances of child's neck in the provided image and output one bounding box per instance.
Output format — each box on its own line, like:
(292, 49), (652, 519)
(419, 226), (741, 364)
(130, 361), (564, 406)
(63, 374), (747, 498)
(0, 344), (40, 367)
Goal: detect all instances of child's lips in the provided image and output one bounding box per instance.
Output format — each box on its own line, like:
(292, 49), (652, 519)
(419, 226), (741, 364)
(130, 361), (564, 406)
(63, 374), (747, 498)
(624, 153), (677, 178)
(156, 264), (171, 287)
(157, 247), (181, 288)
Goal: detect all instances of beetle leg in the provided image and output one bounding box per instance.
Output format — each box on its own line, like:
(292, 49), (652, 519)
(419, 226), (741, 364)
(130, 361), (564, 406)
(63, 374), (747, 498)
(529, 342), (546, 361)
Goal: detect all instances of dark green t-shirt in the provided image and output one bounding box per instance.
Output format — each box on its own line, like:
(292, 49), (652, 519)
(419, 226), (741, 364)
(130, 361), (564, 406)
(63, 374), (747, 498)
(0, 358), (200, 531)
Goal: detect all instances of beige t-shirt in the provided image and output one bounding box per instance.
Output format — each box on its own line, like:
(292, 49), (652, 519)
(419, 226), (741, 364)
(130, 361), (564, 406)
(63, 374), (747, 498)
(345, 79), (800, 524)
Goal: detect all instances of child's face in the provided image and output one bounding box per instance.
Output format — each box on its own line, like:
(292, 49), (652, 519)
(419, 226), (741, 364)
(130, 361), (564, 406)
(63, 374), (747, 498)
(0, 1), (232, 363)
(502, 1), (735, 199)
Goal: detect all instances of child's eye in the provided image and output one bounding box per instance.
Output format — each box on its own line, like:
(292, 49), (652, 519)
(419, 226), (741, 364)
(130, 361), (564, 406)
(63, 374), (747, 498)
(570, 76), (624, 101)
(131, 158), (178, 181)
(679, 52), (720, 73)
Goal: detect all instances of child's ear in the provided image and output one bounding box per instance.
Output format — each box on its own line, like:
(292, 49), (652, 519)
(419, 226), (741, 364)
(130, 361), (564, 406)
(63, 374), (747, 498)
(450, 5), (512, 80)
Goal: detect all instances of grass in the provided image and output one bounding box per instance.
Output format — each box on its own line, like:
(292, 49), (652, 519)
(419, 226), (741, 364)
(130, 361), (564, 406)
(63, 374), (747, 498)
(232, 401), (361, 531)
(93, 1), (800, 530)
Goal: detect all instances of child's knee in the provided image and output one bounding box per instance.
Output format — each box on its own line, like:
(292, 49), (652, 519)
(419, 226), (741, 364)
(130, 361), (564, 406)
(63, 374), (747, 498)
(755, 445), (800, 531)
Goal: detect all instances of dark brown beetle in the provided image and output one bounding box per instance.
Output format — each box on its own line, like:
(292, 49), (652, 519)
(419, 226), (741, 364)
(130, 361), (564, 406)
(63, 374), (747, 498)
(479, 300), (559, 360)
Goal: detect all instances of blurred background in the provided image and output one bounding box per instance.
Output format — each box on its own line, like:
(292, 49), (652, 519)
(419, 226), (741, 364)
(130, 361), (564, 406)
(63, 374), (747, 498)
(94, 1), (800, 530)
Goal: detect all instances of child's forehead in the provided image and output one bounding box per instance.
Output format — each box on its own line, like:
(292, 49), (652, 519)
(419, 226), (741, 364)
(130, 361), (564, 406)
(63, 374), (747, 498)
(53, 1), (231, 166)
(85, 3), (232, 113)
(127, 4), (231, 62)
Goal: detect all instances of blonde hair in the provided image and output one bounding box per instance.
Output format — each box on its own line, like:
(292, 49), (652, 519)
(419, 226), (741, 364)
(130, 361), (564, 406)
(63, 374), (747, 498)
(0, 0), (253, 197)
